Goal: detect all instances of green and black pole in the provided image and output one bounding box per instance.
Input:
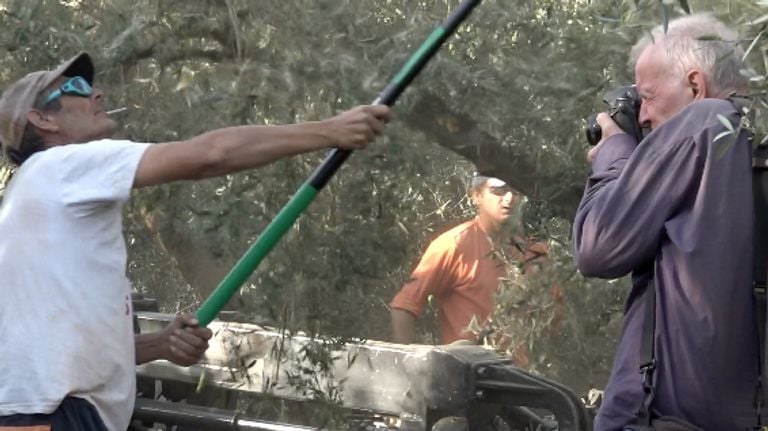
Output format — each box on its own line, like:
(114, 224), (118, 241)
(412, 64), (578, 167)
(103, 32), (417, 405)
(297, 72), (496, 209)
(196, 0), (482, 326)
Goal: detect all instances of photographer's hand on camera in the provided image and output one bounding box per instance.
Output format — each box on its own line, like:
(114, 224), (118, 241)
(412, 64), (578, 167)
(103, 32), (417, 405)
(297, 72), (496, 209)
(587, 112), (626, 163)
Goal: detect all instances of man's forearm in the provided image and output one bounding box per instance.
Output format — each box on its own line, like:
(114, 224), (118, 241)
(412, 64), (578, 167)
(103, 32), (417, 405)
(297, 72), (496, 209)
(188, 122), (333, 178)
(133, 105), (388, 188)
(133, 122), (334, 188)
(390, 308), (419, 344)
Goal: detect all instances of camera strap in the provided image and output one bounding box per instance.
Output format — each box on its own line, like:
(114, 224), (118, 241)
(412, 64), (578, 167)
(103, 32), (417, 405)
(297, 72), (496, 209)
(636, 270), (657, 426)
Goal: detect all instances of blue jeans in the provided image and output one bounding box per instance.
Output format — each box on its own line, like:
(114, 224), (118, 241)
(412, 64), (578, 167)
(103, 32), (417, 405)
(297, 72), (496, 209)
(0, 397), (106, 431)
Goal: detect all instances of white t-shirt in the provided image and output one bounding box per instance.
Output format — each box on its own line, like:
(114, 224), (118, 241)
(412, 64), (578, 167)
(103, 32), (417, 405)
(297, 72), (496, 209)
(0, 139), (150, 431)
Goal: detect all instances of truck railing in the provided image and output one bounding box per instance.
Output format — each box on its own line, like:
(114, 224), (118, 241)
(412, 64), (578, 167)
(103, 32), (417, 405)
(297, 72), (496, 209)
(133, 311), (591, 430)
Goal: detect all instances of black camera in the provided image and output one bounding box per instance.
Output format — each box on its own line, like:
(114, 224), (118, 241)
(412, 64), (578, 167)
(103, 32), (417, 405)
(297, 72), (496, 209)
(585, 85), (644, 146)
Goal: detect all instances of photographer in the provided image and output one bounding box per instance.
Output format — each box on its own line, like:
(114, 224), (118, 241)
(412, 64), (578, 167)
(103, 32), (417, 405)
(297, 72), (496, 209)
(572, 13), (759, 430)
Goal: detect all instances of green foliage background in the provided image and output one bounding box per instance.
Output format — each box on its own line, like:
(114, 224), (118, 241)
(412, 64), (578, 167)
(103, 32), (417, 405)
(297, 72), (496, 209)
(1, 0), (767, 403)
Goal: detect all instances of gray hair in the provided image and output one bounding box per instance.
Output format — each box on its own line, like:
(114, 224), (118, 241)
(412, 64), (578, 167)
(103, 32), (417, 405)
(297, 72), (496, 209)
(629, 13), (747, 95)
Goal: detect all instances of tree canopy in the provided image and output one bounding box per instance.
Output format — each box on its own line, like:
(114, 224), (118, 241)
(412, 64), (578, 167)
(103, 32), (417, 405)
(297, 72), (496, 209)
(1, 0), (767, 400)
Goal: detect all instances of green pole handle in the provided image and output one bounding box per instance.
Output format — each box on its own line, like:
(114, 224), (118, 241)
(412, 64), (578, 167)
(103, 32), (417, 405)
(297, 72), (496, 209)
(196, 184), (317, 324)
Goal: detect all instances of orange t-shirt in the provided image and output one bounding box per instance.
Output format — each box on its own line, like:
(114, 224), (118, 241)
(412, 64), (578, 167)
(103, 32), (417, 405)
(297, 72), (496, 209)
(390, 219), (502, 344)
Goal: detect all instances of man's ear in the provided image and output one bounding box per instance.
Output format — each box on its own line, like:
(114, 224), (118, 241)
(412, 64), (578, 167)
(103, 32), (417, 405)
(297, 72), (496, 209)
(469, 190), (481, 206)
(26, 110), (59, 134)
(686, 69), (707, 100)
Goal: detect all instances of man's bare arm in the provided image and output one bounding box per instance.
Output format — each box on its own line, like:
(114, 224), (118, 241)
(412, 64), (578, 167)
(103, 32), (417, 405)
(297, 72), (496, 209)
(390, 308), (420, 344)
(133, 104), (391, 188)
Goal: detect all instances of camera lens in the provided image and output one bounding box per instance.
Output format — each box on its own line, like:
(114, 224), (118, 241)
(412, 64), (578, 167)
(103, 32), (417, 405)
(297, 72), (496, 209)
(585, 114), (602, 146)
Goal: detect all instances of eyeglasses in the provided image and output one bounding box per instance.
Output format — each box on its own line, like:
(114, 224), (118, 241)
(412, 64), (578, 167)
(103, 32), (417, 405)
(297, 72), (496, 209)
(44, 76), (92, 105)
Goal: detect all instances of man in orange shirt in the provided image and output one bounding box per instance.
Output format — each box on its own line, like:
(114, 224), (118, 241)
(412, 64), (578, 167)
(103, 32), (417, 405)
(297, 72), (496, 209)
(390, 174), (536, 344)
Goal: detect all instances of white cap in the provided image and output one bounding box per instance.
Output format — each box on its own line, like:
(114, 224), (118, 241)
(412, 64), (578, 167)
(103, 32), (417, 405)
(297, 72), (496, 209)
(485, 177), (506, 187)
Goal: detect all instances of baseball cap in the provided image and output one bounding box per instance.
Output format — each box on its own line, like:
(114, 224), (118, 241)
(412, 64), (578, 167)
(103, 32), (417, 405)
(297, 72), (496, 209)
(470, 172), (507, 189)
(485, 177), (507, 188)
(0, 52), (94, 158)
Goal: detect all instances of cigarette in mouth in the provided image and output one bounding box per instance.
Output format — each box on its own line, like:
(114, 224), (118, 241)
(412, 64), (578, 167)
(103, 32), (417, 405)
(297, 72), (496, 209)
(106, 107), (128, 115)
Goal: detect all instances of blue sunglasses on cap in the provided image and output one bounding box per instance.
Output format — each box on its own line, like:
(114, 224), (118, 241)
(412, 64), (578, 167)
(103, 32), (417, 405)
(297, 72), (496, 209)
(44, 76), (92, 105)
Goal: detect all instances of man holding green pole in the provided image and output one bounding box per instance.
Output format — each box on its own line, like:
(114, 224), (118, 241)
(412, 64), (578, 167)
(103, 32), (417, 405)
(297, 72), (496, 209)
(0, 52), (390, 431)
